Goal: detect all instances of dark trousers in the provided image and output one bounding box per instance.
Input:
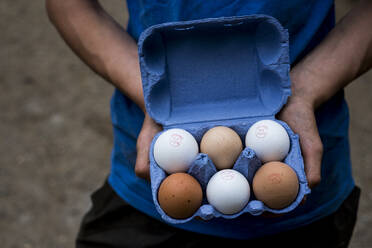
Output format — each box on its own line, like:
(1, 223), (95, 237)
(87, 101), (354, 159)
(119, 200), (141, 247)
(76, 181), (360, 248)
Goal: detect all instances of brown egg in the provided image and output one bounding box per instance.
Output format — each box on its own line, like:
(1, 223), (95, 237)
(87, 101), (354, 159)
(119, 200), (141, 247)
(158, 173), (203, 219)
(200, 126), (243, 170)
(252, 161), (299, 209)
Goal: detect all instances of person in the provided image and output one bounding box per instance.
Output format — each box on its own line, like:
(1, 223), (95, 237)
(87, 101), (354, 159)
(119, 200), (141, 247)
(46, 0), (372, 247)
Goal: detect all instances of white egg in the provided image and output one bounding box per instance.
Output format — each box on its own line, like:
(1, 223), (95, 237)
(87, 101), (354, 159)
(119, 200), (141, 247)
(153, 128), (199, 174)
(206, 169), (250, 214)
(245, 120), (290, 163)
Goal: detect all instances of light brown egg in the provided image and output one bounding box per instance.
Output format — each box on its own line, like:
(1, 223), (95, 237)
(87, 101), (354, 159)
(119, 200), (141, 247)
(252, 161), (299, 209)
(200, 126), (243, 170)
(158, 173), (203, 219)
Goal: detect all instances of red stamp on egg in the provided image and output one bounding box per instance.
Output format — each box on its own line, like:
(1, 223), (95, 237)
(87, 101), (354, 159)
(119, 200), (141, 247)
(169, 133), (183, 147)
(268, 173), (282, 184)
(255, 124), (268, 139)
(221, 170), (235, 181)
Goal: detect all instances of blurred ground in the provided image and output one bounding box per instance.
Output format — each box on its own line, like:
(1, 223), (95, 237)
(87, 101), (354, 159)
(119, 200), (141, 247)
(0, 0), (371, 247)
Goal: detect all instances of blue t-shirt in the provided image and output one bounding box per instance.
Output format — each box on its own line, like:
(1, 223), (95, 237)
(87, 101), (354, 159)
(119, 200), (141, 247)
(108, 0), (354, 239)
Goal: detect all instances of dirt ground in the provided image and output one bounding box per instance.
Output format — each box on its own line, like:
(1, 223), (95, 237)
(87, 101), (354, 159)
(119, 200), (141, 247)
(1, 1), (371, 247)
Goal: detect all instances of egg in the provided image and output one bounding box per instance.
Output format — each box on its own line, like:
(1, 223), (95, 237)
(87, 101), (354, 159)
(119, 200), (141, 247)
(252, 161), (299, 209)
(153, 128), (199, 174)
(158, 173), (203, 219)
(200, 126), (243, 170)
(245, 120), (290, 162)
(206, 169), (250, 214)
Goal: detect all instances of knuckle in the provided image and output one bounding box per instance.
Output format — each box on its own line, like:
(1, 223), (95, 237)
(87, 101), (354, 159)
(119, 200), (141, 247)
(135, 165), (149, 179)
(136, 139), (142, 150)
(137, 136), (151, 151)
(308, 174), (321, 188)
(310, 140), (323, 153)
(305, 141), (323, 158)
(315, 142), (323, 154)
(136, 134), (143, 149)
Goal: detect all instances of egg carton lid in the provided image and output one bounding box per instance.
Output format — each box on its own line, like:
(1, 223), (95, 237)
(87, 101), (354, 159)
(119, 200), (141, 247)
(138, 15), (291, 128)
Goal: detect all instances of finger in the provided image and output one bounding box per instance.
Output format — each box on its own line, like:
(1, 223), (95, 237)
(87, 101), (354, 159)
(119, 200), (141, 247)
(135, 115), (162, 181)
(300, 127), (323, 189)
(135, 136), (151, 181)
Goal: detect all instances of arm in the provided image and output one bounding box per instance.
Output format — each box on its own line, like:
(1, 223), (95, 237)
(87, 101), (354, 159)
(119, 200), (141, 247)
(46, 0), (144, 110)
(279, 0), (372, 188)
(46, 0), (161, 180)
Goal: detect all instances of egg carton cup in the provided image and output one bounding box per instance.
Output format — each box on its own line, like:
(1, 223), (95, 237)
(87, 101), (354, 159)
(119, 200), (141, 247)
(139, 15), (311, 224)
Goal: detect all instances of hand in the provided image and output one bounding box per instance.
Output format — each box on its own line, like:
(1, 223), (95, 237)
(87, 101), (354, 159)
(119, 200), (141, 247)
(277, 71), (323, 189)
(135, 113), (162, 181)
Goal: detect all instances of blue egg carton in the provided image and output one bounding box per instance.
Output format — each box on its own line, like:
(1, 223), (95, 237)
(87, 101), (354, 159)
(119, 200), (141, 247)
(138, 15), (311, 224)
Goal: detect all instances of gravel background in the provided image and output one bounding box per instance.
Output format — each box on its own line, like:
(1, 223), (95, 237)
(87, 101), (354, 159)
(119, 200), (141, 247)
(1, 1), (371, 247)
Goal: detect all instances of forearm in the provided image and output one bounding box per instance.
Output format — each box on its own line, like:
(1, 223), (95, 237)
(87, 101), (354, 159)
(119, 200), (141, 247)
(46, 0), (145, 111)
(291, 0), (372, 108)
